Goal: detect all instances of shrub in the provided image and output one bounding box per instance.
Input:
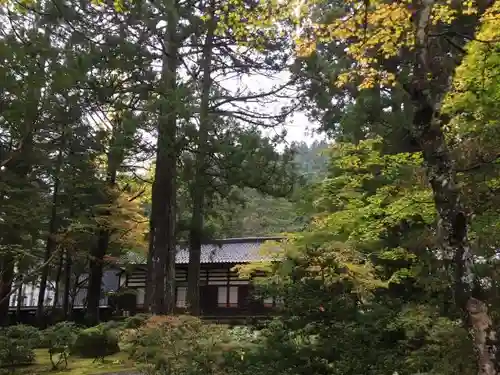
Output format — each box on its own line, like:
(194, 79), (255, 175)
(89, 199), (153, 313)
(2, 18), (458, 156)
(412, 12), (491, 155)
(41, 322), (81, 348)
(100, 319), (125, 331)
(126, 315), (234, 375)
(0, 325), (40, 367)
(43, 322), (81, 370)
(71, 326), (120, 359)
(3, 324), (42, 349)
(124, 313), (151, 329)
(0, 338), (35, 368)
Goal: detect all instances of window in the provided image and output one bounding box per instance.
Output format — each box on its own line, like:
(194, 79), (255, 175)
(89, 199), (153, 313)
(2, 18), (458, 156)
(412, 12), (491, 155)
(258, 295), (284, 308)
(176, 286), (187, 308)
(136, 288), (145, 305)
(217, 286), (238, 307)
(263, 296), (274, 308)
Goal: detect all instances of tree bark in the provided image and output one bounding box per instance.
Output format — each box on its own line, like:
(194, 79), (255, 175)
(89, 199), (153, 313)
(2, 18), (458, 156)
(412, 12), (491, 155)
(86, 115), (127, 324)
(0, 254), (15, 326)
(36, 144), (64, 324)
(410, 2), (498, 374)
(52, 253), (64, 311)
(86, 230), (109, 325)
(16, 280), (23, 321)
(144, 221), (155, 312)
(150, 0), (179, 315)
(62, 249), (72, 320)
(187, 7), (216, 316)
(0, 118), (36, 325)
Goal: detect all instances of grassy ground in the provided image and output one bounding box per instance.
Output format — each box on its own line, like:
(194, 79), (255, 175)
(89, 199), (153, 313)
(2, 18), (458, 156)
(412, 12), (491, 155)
(9, 349), (138, 375)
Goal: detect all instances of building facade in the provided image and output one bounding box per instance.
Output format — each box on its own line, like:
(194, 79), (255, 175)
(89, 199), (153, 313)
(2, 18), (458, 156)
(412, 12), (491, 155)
(118, 237), (282, 318)
(8, 237), (282, 321)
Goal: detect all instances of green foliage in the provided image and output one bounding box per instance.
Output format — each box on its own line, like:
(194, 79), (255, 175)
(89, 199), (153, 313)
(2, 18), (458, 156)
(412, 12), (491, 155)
(126, 315), (236, 375)
(71, 326), (120, 359)
(388, 305), (475, 375)
(4, 324), (42, 349)
(41, 322), (81, 349)
(41, 322), (81, 369)
(234, 132), (475, 375)
(123, 313), (152, 329)
(0, 325), (39, 367)
(99, 320), (125, 331)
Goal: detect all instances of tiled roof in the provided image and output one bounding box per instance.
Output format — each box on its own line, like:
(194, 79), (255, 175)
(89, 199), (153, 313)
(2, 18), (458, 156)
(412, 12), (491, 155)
(122, 237), (283, 265)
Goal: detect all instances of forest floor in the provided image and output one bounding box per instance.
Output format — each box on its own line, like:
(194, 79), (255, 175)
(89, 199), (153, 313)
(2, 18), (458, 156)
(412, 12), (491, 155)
(10, 349), (138, 375)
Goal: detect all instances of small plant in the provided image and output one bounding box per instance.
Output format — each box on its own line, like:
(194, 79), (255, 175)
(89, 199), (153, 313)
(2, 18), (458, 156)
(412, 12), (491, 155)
(43, 322), (81, 370)
(48, 345), (70, 370)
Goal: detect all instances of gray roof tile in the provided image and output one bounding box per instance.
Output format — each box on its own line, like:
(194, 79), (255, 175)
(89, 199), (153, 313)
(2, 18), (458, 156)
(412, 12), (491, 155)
(122, 237), (283, 265)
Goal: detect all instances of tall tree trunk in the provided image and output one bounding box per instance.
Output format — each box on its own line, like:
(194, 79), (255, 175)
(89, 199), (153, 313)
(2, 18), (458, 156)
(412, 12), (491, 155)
(62, 249), (72, 320)
(86, 230), (109, 325)
(86, 116), (126, 324)
(16, 280), (23, 321)
(0, 130), (35, 325)
(144, 221), (155, 312)
(36, 145), (64, 324)
(187, 8), (215, 316)
(151, 1), (179, 315)
(0, 9), (48, 325)
(411, 2), (498, 374)
(0, 254), (15, 326)
(51, 253), (64, 310)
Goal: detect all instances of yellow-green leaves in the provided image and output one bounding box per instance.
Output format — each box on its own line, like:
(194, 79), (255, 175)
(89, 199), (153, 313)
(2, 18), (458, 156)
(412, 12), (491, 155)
(288, 0), (490, 89)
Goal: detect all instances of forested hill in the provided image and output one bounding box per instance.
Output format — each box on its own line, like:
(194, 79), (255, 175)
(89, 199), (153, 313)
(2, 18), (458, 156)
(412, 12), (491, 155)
(213, 140), (330, 238)
(293, 140), (330, 181)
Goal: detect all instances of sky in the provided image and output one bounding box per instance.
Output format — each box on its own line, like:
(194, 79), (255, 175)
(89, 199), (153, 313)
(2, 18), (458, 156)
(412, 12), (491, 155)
(217, 66), (326, 146)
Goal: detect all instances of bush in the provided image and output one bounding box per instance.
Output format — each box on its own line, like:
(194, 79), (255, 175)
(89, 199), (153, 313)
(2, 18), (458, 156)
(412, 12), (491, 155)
(124, 313), (151, 329)
(3, 324), (42, 349)
(41, 322), (81, 349)
(42, 322), (82, 370)
(100, 319), (125, 331)
(0, 325), (40, 367)
(0, 338), (35, 368)
(126, 315), (237, 375)
(71, 326), (120, 358)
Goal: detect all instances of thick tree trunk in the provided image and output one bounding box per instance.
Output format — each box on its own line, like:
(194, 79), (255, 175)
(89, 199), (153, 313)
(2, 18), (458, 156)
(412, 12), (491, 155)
(411, 2), (498, 374)
(413, 95), (498, 375)
(151, 2), (179, 315)
(187, 9), (215, 316)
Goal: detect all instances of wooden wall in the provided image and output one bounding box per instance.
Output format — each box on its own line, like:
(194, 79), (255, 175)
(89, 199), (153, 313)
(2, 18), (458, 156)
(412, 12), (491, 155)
(122, 264), (277, 316)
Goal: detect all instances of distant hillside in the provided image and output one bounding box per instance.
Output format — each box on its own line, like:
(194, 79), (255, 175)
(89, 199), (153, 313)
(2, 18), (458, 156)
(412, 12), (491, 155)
(293, 140), (330, 181)
(213, 140), (330, 237)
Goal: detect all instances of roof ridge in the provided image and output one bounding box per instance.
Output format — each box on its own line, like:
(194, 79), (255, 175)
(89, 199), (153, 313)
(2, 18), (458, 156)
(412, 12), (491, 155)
(177, 236), (284, 246)
(205, 236), (284, 244)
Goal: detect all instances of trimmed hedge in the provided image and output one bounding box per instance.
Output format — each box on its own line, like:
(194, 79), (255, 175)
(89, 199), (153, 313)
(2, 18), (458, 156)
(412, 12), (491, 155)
(71, 326), (120, 358)
(0, 325), (40, 367)
(42, 321), (81, 349)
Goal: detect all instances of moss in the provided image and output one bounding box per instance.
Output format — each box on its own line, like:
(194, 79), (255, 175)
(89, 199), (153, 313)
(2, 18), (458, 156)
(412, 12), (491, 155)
(9, 349), (136, 375)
